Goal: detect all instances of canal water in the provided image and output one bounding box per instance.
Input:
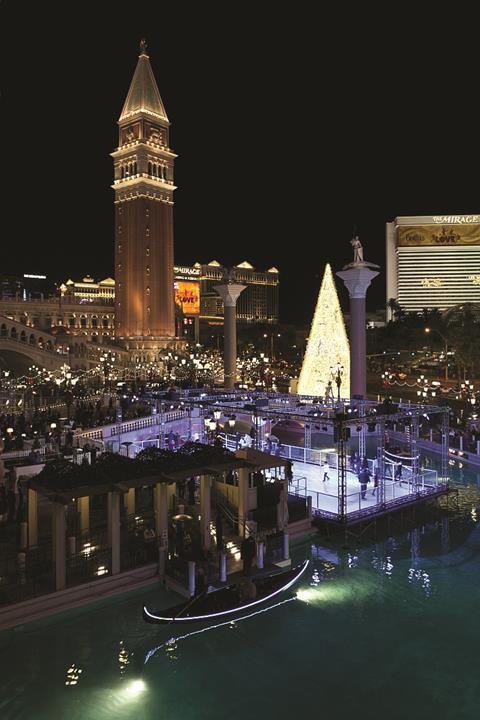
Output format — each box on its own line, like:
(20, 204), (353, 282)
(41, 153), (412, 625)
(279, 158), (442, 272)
(1, 455), (480, 720)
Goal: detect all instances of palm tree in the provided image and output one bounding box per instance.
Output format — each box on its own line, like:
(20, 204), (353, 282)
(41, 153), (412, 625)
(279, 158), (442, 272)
(444, 304), (480, 379)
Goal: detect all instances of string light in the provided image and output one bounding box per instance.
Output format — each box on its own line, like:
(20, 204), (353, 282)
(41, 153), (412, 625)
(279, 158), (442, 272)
(298, 264), (350, 397)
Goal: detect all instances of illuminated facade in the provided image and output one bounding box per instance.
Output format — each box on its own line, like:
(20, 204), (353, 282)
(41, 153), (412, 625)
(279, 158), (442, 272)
(386, 215), (480, 317)
(63, 277), (115, 304)
(297, 264), (350, 397)
(112, 40), (176, 347)
(197, 261), (279, 325)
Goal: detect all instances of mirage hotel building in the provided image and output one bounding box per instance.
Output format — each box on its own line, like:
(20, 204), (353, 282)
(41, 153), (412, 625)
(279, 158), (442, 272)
(386, 214), (480, 318)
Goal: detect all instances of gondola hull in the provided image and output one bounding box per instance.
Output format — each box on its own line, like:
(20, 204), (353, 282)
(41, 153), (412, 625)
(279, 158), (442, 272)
(143, 559), (309, 624)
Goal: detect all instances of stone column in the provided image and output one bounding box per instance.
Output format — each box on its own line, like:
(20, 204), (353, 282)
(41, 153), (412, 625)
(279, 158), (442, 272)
(214, 283), (246, 391)
(154, 482), (168, 544)
(28, 488), (38, 548)
(125, 487), (135, 517)
(108, 491), (121, 575)
(337, 261), (379, 399)
(238, 467), (250, 537)
(77, 496), (90, 535)
(167, 482), (176, 512)
(52, 502), (66, 591)
(154, 482), (169, 579)
(200, 475), (211, 549)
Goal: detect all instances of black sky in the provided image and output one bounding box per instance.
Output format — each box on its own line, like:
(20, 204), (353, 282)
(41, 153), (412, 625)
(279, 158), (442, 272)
(1, 4), (478, 324)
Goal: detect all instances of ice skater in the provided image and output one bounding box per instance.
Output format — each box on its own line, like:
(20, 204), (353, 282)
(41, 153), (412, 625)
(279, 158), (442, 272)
(322, 460), (330, 482)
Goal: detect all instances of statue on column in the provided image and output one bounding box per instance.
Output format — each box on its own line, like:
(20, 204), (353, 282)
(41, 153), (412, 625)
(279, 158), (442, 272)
(350, 236), (364, 263)
(224, 267), (237, 284)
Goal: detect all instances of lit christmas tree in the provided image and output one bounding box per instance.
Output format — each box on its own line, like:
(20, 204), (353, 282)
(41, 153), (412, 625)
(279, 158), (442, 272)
(297, 263), (350, 397)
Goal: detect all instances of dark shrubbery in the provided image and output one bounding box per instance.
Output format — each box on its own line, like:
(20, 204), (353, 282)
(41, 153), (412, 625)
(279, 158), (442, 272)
(36, 442), (237, 491)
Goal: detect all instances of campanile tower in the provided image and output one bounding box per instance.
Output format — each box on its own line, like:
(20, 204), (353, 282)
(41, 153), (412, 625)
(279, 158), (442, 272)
(112, 40), (176, 348)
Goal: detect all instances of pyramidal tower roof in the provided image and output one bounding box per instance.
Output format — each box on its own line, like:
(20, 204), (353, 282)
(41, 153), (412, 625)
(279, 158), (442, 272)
(119, 39), (169, 123)
(297, 263), (350, 397)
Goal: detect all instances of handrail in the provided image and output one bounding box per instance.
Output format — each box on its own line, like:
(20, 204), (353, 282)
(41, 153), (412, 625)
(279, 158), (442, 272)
(214, 491), (253, 538)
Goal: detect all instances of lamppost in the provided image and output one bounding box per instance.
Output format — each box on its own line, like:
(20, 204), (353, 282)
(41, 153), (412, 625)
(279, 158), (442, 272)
(330, 362), (344, 404)
(263, 332), (281, 361)
(425, 327), (449, 380)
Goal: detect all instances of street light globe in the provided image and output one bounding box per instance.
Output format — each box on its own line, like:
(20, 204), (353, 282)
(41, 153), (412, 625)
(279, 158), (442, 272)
(6, 427), (14, 434)
(50, 422), (57, 430)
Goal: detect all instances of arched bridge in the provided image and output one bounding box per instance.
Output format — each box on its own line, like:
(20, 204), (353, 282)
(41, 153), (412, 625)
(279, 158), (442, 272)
(0, 315), (70, 371)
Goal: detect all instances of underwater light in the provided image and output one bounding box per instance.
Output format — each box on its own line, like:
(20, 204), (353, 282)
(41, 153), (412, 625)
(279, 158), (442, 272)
(124, 679), (146, 698)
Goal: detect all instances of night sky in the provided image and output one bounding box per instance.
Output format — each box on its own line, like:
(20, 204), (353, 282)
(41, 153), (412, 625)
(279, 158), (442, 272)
(1, 5), (478, 324)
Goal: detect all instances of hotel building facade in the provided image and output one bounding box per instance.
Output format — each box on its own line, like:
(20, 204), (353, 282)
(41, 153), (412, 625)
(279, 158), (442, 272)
(386, 214), (480, 318)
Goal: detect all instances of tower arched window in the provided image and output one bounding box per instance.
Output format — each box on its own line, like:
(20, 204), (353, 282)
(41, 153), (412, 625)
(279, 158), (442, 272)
(148, 161), (152, 175)
(133, 161), (137, 175)
(121, 166), (125, 179)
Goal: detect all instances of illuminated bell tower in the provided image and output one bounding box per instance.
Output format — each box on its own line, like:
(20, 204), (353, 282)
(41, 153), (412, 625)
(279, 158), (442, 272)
(112, 39), (176, 349)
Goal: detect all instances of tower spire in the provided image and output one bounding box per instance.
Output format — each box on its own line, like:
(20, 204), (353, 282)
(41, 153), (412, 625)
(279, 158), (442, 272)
(119, 41), (169, 123)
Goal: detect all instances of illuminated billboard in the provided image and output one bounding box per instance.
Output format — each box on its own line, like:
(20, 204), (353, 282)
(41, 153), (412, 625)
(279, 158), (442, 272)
(174, 281), (200, 315)
(398, 223), (480, 246)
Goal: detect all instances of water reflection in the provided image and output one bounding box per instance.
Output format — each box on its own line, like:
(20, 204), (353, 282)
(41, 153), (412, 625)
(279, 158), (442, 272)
(144, 597), (296, 665)
(118, 641), (132, 675)
(65, 663), (83, 687)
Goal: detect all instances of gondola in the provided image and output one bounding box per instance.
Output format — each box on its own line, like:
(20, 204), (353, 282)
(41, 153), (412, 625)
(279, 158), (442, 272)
(143, 558), (309, 624)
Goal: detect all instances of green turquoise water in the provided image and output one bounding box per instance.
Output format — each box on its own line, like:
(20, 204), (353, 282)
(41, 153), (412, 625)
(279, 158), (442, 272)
(1, 457), (480, 720)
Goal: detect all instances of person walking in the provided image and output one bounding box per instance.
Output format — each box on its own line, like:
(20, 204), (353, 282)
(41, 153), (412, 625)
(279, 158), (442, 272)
(359, 467), (370, 500)
(241, 535), (256, 576)
(323, 460), (330, 482)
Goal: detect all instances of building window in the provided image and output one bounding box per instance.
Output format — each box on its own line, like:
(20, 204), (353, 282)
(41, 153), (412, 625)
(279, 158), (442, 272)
(69, 318), (75, 327)
(148, 161), (152, 175)
(146, 248), (150, 256)
(146, 266), (150, 276)
(118, 244), (122, 252)
(146, 227), (150, 237)
(146, 287), (150, 295)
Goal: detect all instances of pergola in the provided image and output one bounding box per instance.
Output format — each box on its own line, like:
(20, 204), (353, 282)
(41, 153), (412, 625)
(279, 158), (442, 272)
(25, 447), (291, 592)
